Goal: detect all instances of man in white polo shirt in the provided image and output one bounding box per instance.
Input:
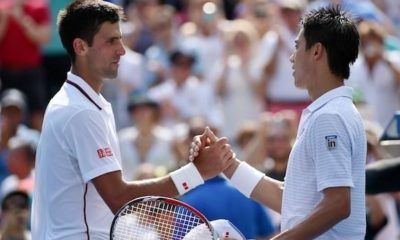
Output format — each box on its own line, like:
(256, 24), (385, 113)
(30, 1), (234, 239)
(192, 6), (367, 239)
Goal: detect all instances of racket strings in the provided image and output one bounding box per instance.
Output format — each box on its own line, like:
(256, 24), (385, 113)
(112, 199), (211, 240)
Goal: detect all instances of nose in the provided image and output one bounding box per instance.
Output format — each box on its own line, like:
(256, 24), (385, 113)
(289, 53), (294, 63)
(117, 39), (126, 56)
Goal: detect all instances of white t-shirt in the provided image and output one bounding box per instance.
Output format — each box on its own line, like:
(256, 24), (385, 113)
(148, 76), (223, 128)
(347, 53), (400, 128)
(257, 27), (309, 102)
(281, 86), (366, 239)
(118, 125), (177, 181)
(31, 72), (122, 240)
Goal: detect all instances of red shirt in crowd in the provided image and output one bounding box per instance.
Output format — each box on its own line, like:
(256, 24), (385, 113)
(0, 0), (50, 69)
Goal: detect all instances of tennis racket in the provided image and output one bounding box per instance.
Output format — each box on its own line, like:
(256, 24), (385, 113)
(110, 196), (217, 240)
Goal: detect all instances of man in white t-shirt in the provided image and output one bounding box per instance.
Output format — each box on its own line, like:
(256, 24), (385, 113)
(192, 6), (367, 239)
(30, 1), (234, 239)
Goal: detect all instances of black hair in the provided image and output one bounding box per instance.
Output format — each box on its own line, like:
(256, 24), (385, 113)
(170, 50), (195, 66)
(57, 0), (124, 63)
(301, 5), (359, 79)
(1, 191), (30, 211)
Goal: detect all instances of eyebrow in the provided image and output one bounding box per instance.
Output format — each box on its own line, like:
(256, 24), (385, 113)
(104, 35), (122, 44)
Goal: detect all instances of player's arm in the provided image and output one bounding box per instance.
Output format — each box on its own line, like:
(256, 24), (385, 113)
(271, 187), (350, 240)
(18, 16), (50, 46)
(193, 128), (284, 213)
(223, 158), (284, 213)
(93, 134), (234, 214)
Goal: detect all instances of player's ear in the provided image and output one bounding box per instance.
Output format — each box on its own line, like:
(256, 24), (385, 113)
(73, 38), (89, 57)
(312, 42), (324, 60)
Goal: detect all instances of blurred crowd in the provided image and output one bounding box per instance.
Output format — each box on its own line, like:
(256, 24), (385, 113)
(0, 0), (400, 239)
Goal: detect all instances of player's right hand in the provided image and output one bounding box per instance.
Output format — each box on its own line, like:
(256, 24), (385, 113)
(191, 127), (235, 180)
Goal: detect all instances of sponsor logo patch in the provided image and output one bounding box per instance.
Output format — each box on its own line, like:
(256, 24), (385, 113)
(97, 147), (113, 158)
(325, 135), (337, 150)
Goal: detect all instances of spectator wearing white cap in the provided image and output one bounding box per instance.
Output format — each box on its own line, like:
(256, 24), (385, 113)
(0, 89), (39, 183)
(118, 92), (177, 181)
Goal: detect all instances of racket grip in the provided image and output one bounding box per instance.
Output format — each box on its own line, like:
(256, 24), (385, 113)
(171, 162), (204, 195)
(230, 162), (264, 197)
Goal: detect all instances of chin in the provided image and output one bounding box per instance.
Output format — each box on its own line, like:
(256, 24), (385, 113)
(104, 71), (118, 79)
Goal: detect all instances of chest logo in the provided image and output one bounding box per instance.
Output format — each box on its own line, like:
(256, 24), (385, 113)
(325, 135), (338, 150)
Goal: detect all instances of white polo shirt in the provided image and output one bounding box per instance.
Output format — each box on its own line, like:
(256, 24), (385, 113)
(281, 86), (366, 239)
(31, 72), (122, 240)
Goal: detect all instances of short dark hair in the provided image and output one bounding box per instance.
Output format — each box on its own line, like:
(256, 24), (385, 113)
(301, 6), (359, 79)
(58, 0), (124, 63)
(1, 191), (30, 211)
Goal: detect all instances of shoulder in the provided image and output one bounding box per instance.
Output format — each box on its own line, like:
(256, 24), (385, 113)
(153, 126), (174, 141)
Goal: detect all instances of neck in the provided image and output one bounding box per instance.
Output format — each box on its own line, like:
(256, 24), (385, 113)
(138, 123), (154, 135)
(71, 64), (103, 94)
(308, 70), (344, 100)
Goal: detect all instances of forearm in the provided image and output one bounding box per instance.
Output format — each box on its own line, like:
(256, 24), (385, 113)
(272, 190), (350, 239)
(224, 158), (283, 213)
(18, 14), (50, 46)
(121, 176), (178, 207)
(93, 171), (179, 214)
(252, 175), (283, 213)
(24, 23), (51, 46)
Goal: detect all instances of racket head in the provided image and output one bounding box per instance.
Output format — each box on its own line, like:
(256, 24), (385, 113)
(110, 196), (216, 240)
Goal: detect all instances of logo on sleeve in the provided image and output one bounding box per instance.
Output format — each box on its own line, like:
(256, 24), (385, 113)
(97, 147), (113, 158)
(325, 135), (337, 150)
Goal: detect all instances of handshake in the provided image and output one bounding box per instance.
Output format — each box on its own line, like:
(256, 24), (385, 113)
(189, 127), (237, 180)
(172, 127), (264, 199)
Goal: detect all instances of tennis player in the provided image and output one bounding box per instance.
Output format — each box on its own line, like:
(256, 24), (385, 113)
(30, 1), (234, 239)
(192, 6), (367, 239)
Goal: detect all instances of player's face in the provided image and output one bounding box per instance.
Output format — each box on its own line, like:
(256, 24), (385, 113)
(290, 30), (313, 90)
(87, 22), (125, 79)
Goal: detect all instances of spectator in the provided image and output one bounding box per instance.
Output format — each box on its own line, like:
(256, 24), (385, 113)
(118, 92), (177, 181)
(258, 0), (310, 119)
(124, 0), (159, 54)
(1, 137), (35, 199)
(0, 190), (31, 240)
(263, 114), (294, 182)
(149, 50), (222, 128)
(180, 0), (226, 84)
(348, 21), (400, 129)
(0, 89), (40, 183)
(145, 4), (180, 88)
(0, 0), (51, 131)
(215, 19), (263, 140)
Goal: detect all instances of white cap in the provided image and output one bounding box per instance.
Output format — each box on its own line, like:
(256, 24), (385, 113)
(211, 219), (246, 240)
(183, 219), (246, 240)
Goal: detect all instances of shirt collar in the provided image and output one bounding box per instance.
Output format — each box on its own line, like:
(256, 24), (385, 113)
(66, 72), (106, 110)
(306, 86), (353, 113)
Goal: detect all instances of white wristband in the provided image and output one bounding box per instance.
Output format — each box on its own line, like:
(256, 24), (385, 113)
(170, 162), (204, 195)
(230, 162), (264, 197)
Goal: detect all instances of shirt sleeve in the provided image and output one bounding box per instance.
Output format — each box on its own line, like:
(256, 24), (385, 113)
(309, 113), (354, 192)
(64, 110), (121, 183)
